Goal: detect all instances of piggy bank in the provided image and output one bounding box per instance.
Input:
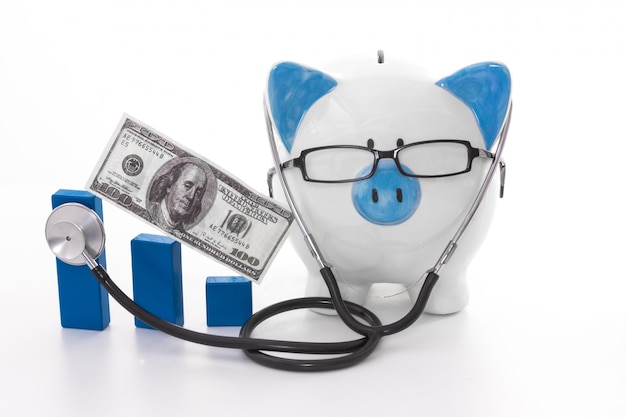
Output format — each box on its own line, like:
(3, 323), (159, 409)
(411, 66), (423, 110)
(266, 55), (510, 314)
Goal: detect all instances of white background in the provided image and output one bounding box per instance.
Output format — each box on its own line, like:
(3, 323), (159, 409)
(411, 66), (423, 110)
(1, 0), (625, 416)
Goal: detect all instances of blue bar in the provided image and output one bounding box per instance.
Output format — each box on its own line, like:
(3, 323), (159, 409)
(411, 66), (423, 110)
(51, 189), (110, 330)
(205, 276), (252, 326)
(131, 233), (184, 329)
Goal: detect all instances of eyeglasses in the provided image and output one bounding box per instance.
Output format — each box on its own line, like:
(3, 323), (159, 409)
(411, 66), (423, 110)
(267, 139), (499, 193)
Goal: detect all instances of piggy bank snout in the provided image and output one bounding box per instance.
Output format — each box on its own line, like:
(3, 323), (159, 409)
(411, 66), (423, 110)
(351, 160), (421, 225)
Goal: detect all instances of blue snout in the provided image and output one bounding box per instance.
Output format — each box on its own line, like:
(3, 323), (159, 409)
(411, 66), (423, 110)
(351, 160), (421, 225)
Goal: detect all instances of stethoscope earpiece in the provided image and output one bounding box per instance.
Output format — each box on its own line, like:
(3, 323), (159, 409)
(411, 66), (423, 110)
(45, 203), (105, 267)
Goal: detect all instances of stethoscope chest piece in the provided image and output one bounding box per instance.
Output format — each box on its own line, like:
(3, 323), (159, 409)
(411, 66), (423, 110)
(45, 203), (105, 266)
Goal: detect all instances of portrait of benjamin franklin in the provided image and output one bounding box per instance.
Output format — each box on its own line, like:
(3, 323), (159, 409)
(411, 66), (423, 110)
(147, 157), (217, 232)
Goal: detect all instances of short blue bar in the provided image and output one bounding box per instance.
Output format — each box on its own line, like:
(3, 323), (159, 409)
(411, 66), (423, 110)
(205, 276), (252, 326)
(131, 233), (184, 329)
(51, 189), (110, 330)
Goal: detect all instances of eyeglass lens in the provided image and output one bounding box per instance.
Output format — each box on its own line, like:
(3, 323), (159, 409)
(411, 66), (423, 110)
(304, 147), (375, 182)
(397, 142), (469, 177)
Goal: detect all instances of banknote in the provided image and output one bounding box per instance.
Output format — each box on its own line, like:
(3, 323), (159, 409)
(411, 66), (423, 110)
(87, 114), (293, 282)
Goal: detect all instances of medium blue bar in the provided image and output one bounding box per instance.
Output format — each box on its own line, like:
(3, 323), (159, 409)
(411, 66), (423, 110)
(131, 233), (184, 329)
(51, 189), (110, 330)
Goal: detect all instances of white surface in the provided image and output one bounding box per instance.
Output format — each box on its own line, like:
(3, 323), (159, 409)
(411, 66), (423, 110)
(1, 1), (625, 416)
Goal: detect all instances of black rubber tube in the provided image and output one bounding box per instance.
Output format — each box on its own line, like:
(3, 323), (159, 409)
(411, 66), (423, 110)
(89, 264), (438, 372)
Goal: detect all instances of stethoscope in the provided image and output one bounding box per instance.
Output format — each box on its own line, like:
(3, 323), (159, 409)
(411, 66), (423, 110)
(45, 99), (510, 372)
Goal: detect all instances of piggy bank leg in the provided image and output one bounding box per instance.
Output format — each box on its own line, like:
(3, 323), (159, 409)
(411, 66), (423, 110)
(424, 272), (469, 314)
(410, 270), (469, 315)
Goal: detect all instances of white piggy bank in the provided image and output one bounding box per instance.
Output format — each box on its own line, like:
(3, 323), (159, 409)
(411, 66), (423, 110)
(266, 55), (510, 314)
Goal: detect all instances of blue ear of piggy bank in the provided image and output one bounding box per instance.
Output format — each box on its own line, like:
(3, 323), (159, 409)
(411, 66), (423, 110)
(436, 62), (511, 150)
(268, 61), (511, 152)
(267, 62), (337, 153)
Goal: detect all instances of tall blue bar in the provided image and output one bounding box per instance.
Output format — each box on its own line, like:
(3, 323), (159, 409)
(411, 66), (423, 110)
(131, 233), (184, 329)
(51, 189), (110, 330)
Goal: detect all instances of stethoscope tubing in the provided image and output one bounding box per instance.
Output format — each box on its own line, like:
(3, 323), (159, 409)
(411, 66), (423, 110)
(88, 260), (438, 371)
(88, 263), (390, 371)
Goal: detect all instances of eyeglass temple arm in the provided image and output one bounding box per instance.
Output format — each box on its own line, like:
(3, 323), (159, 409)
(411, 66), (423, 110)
(478, 149), (506, 199)
(267, 159), (298, 198)
(266, 168), (276, 198)
(499, 160), (506, 198)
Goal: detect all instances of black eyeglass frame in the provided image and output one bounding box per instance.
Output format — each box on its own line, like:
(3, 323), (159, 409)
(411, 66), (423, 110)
(268, 139), (499, 190)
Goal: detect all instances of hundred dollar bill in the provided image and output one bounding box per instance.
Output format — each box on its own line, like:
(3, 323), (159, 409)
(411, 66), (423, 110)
(87, 114), (293, 282)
